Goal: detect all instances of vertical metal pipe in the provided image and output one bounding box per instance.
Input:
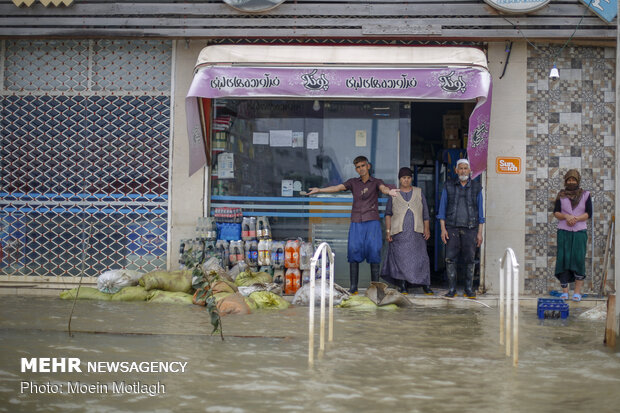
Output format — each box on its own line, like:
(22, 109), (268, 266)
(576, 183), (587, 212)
(319, 248), (326, 355)
(513, 261), (519, 366)
(328, 251), (334, 342)
(505, 259), (512, 357)
(308, 257), (316, 366)
(499, 256), (505, 345)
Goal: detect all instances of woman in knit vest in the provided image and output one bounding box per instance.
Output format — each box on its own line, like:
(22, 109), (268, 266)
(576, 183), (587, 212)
(380, 167), (433, 295)
(553, 169), (592, 302)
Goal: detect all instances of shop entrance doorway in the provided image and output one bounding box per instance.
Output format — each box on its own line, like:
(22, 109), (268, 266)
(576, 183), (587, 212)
(410, 101), (481, 291)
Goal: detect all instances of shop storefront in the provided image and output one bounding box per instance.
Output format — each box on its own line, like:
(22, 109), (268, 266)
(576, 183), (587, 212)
(184, 45), (492, 287)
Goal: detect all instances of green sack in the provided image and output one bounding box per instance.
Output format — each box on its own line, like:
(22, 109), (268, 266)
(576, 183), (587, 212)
(211, 280), (238, 294)
(249, 291), (289, 310)
(235, 270), (273, 287)
(60, 287), (112, 301)
(110, 285), (149, 302)
(337, 295), (378, 309)
(147, 290), (194, 305)
(244, 296), (258, 310)
(377, 303), (399, 310)
(139, 270), (193, 293)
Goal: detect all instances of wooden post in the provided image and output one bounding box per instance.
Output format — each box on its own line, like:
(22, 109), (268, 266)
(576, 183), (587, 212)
(604, 295), (616, 348)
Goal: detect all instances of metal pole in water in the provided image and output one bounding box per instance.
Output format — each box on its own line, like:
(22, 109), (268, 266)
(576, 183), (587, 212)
(499, 256), (505, 345)
(308, 242), (335, 365)
(328, 251), (334, 342)
(512, 258), (519, 366)
(308, 257), (317, 366)
(505, 255), (512, 357)
(319, 248), (326, 356)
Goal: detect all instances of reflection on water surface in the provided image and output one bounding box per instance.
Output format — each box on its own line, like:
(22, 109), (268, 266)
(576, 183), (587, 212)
(0, 296), (619, 413)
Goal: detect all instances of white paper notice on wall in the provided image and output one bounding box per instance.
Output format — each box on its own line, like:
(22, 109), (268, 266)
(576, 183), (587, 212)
(281, 179), (293, 197)
(307, 132), (319, 149)
(218, 152), (235, 179)
(355, 130), (367, 147)
(292, 131), (304, 148)
(253, 132), (269, 145)
(270, 130), (293, 147)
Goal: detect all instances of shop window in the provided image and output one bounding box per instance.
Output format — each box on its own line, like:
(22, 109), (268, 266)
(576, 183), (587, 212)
(209, 99), (411, 285)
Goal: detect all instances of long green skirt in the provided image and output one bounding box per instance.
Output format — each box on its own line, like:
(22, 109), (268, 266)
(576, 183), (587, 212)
(555, 229), (587, 277)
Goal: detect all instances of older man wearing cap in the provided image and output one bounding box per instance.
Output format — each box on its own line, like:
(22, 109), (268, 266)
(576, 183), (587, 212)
(436, 159), (485, 298)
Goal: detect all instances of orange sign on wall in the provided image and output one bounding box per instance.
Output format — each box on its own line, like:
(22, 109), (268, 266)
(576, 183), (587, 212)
(496, 157), (521, 174)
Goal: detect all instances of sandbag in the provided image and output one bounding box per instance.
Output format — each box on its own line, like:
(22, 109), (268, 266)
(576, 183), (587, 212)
(60, 287), (112, 301)
(147, 290), (194, 305)
(213, 291), (233, 302)
(244, 296), (258, 310)
(97, 269), (144, 294)
(292, 282), (350, 306)
(211, 280), (238, 294)
(217, 292), (252, 316)
(337, 295), (377, 309)
(238, 283), (282, 297)
(139, 270), (193, 293)
(110, 285), (149, 302)
(365, 282), (412, 308)
(249, 291), (290, 310)
(235, 270), (272, 287)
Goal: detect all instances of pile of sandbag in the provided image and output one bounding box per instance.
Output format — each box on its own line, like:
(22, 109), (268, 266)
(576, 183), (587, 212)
(60, 265), (291, 314)
(291, 282), (350, 306)
(336, 282), (411, 310)
(60, 269), (194, 305)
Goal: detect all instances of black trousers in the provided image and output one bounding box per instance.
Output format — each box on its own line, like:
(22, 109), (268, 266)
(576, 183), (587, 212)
(445, 227), (477, 265)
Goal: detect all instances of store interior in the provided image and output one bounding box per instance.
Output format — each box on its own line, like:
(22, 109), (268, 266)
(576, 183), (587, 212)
(206, 98), (479, 291)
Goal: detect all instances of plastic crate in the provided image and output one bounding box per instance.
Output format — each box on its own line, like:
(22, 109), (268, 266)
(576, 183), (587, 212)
(216, 222), (242, 241)
(537, 298), (569, 319)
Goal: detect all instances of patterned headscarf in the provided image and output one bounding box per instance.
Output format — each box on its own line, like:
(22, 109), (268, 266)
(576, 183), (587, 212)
(556, 169), (583, 208)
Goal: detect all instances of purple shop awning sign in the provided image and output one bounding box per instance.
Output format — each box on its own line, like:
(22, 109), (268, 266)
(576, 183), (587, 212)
(186, 66), (492, 177)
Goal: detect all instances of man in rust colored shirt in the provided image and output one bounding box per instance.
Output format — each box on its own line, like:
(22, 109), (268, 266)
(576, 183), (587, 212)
(308, 156), (397, 294)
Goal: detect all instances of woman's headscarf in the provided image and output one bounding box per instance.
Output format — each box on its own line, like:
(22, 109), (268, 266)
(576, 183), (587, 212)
(556, 169), (583, 208)
(398, 167), (413, 179)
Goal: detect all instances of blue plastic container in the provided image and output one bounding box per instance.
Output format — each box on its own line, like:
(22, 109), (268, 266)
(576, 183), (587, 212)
(537, 298), (569, 319)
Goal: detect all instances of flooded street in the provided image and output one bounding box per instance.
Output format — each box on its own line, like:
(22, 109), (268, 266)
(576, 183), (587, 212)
(0, 295), (619, 412)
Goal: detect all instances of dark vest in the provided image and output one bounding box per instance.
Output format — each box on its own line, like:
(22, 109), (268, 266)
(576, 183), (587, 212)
(445, 179), (482, 229)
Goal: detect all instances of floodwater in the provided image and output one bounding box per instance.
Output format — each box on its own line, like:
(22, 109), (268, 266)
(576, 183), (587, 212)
(0, 295), (619, 413)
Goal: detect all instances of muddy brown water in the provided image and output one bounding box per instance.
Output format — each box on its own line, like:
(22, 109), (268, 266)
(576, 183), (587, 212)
(0, 295), (619, 413)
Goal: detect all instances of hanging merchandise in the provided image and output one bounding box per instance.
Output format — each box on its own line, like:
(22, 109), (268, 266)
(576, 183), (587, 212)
(284, 238), (301, 269)
(284, 268), (301, 295)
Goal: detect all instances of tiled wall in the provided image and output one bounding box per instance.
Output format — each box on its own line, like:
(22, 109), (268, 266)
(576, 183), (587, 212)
(525, 44), (615, 294)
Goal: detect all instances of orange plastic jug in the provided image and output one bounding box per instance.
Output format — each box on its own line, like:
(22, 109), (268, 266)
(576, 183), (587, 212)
(284, 239), (300, 269)
(284, 268), (301, 295)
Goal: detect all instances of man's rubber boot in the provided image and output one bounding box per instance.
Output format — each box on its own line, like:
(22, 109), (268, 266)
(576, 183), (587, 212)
(370, 263), (381, 282)
(444, 260), (457, 297)
(464, 263), (476, 299)
(349, 262), (359, 294)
